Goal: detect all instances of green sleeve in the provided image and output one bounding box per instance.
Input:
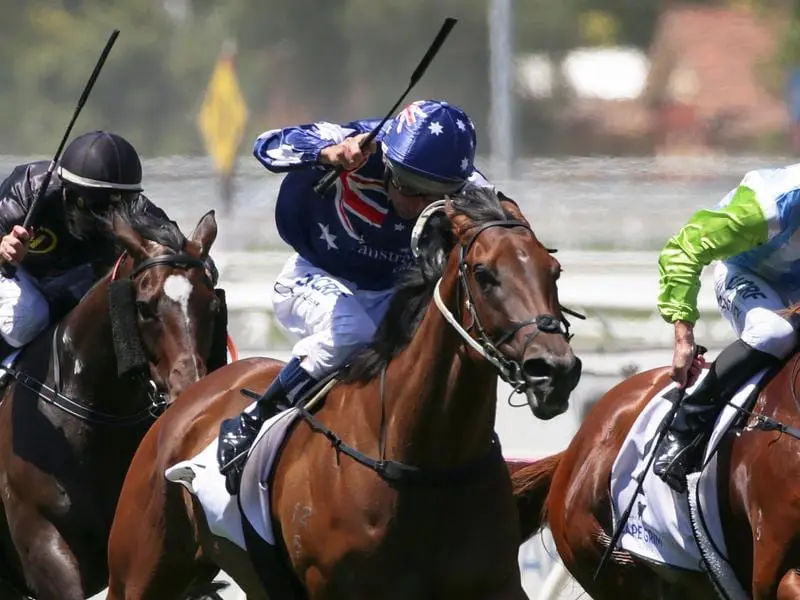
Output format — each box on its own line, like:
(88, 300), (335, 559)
(657, 185), (769, 324)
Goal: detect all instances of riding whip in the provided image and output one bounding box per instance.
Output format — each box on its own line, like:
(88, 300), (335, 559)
(313, 17), (458, 196)
(2, 30), (120, 278)
(593, 386), (685, 580)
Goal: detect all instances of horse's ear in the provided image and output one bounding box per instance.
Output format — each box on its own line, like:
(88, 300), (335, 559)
(112, 214), (148, 262)
(187, 210), (217, 258)
(444, 197), (472, 242)
(410, 200), (454, 264)
(498, 190), (530, 226)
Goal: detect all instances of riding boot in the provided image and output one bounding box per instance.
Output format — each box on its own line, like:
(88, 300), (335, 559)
(652, 338), (777, 493)
(217, 357), (317, 495)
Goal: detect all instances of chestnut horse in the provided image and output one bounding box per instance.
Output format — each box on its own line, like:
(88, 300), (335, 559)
(0, 208), (222, 599)
(510, 357), (800, 600)
(105, 187), (582, 600)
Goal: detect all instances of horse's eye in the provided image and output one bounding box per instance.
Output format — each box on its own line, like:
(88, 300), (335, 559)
(473, 264), (498, 290)
(136, 300), (158, 321)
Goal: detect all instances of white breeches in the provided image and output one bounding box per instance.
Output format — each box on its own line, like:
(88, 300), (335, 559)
(271, 254), (394, 378)
(713, 261), (798, 359)
(0, 268), (50, 348)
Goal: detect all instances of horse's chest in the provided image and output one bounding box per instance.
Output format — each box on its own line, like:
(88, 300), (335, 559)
(313, 488), (519, 593)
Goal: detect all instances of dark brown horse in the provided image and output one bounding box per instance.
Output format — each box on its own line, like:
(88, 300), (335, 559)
(509, 356), (800, 600)
(0, 208), (221, 599)
(105, 187), (582, 600)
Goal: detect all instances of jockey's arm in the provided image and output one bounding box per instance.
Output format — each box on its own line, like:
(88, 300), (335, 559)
(657, 184), (769, 325)
(252, 118), (382, 174)
(0, 163), (45, 237)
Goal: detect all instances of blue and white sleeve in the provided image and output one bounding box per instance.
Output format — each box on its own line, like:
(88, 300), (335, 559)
(253, 119), (381, 173)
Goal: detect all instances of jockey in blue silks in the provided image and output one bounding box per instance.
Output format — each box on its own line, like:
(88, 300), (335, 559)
(217, 100), (493, 494)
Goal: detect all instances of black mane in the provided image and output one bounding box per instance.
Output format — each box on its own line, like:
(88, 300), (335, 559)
(343, 187), (516, 383)
(113, 197), (187, 253)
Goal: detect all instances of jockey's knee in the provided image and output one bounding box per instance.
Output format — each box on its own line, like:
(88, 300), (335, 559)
(740, 307), (797, 359)
(0, 272), (50, 348)
(329, 310), (378, 349)
(0, 303), (50, 348)
(302, 311), (377, 375)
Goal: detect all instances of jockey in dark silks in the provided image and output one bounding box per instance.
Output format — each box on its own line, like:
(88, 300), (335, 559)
(217, 99), (493, 494)
(0, 130), (220, 351)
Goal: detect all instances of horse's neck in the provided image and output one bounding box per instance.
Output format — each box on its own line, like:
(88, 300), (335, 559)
(58, 278), (138, 408)
(383, 270), (498, 467)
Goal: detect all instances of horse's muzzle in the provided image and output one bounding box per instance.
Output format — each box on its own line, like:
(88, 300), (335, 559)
(522, 352), (582, 420)
(166, 354), (208, 403)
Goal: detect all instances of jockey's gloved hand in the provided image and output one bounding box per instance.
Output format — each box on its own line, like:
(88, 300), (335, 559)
(319, 133), (376, 171)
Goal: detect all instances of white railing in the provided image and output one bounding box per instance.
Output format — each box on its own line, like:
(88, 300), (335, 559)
(215, 250), (733, 353)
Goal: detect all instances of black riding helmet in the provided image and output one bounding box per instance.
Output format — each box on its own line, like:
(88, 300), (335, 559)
(57, 130), (143, 194)
(58, 131), (143, 240)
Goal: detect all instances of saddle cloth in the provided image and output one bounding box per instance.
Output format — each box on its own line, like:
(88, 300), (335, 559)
(165, 404), (302, 549)
(609, 366), (768, 571)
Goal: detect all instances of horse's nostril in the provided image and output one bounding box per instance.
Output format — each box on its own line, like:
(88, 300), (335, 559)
(522, 357), (552, 381)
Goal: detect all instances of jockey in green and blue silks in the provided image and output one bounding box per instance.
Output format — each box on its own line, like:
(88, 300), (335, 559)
(654, 164), (800, 492)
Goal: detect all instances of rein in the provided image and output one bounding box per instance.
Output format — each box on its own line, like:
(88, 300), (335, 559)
(286, 365), (504, 487)
(679, 354), (800, 444)
(441, 219), (572, 393)
(285, 200), (582, 486)
(4, 250), (208, 426)
(413, 200), (581, 394)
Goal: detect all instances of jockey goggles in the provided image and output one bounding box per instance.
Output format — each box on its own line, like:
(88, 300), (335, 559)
(68, 184), (140, 211)
(384, 160), (466, 198)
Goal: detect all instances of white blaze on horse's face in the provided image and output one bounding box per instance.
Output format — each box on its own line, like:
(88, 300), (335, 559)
(163, 274), (194, 335)
(163, 273), (199, 377)
(164, 274), (193, 317)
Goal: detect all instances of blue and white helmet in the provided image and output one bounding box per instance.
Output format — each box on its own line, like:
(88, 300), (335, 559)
(382, 100), (476, 195)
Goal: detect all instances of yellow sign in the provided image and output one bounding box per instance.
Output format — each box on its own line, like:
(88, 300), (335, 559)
(197, 55), (249, 175)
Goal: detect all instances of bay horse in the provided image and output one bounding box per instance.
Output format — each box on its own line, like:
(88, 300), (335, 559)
(105, 187), (582, 600)
(0, 207), (222, 599)
(509, 357), (800, 600)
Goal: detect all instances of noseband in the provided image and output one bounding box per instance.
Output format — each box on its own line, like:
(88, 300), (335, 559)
(413, 200), (574, 392)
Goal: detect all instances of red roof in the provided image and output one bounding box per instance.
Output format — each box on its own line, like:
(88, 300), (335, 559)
(644, 4), (787, 137)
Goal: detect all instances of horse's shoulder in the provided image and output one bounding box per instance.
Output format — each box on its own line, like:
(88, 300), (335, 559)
(170, 356), (284, 412)
(605, 366), (671, 401)
(580, 366), (670, 432)
(214, 356), (285, 385)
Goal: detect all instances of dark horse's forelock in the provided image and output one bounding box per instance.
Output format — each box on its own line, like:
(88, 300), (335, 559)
(109, 197), (187, 253)
(343, 187), (515, 383)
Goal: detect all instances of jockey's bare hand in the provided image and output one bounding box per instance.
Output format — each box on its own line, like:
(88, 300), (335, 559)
(686, 351), (707, 388)
(0, 225), (32, 266)
(670, 319), (698, 388)
(319, 133), (377, 171)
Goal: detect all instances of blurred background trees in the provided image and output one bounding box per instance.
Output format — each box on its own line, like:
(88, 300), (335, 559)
(0, 0), (794, 156)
